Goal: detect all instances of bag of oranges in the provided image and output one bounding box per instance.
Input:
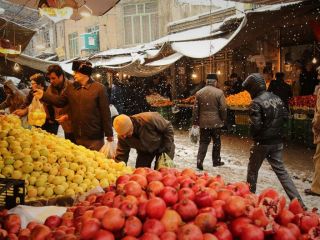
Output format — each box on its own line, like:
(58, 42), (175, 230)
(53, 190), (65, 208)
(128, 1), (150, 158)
(28, 97), (46, 127)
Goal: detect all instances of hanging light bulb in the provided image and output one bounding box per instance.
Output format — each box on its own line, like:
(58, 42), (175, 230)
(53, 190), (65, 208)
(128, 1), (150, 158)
(312, 57), (317, 64)
(79, 4), (92, 18)
(217, 70), (221, 75)
(191, 73), (197, 79)
(95, 73), (101, 78)
(13, 63), (20, 72)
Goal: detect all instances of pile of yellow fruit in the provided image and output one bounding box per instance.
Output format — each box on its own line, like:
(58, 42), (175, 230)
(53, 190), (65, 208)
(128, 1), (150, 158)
(0, 115), (132, 201)
(226, 91), (252, 107)
(28, 109), (46, 126)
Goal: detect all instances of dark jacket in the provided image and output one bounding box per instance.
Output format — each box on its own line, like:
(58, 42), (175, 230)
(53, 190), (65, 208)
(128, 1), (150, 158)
(192, 83), (227, 128)
(115, 112), (174, 163)
(243, 74), (288, 145)
(268, 80), (292, 109)
(46, 79), (73, 133)
(300, 70), (318, 96)
(43, 79), (113, 140)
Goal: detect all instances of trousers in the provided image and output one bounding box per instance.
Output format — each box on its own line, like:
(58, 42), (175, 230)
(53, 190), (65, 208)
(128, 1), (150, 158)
(76, 138), (104, 151)
(311, 144), (320, 194)
(197, 128), (222, 165)
(247, 143), (304, 204)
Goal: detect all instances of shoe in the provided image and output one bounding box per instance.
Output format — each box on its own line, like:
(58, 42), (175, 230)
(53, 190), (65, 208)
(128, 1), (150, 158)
(213, 161), (225, 167)
(304, 189), (320, 196)
(197, 164), (203, 171)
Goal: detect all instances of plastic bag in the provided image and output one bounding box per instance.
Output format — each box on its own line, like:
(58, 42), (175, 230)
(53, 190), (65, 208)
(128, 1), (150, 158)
(155, 153), (174, 170)
(28, 97), (46, 127)
(189, 125), (200, 143)
(100, 141), (116, 159)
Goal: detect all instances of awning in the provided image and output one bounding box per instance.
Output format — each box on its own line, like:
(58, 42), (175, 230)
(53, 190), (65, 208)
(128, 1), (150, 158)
(6, 0), (120, 17)
(146, 53), (184, 66)
(0, 17), (36, 51)
(91, 56), (133, 67)
(171, 15), (247, 58)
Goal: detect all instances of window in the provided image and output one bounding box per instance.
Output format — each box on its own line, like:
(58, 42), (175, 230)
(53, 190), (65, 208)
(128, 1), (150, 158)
(68, 32), (79, 58)
(123, 1), (159, 45)
(43, 30), (50, 48)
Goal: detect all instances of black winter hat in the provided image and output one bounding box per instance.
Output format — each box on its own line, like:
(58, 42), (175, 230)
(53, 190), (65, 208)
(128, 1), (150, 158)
(242, 73), (266, 98)
(206, 73), (218, 82)
(72, 60), (93, 76)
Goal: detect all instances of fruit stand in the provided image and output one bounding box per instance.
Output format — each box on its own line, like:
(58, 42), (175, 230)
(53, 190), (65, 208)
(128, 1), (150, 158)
(289, 95), (316, 148)
(226, 91), (251, 136)
(146, 94), (173, 121)
(0, 114), (320, 239)
(0, 114), (132, 204)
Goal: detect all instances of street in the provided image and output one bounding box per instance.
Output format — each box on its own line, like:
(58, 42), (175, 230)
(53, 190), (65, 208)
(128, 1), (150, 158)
(127, 130), (319, 209)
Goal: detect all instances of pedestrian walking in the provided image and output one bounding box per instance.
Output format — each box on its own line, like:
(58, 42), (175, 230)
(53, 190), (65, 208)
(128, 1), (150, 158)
(242, 73), (305, 205)
(305, 66), (320, 197)
(192, 73), (227, 170)
(113, 112), (175, 168)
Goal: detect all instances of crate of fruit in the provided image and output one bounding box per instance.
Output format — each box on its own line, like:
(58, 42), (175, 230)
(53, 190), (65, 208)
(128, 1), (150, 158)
(0, 178), (25, 209)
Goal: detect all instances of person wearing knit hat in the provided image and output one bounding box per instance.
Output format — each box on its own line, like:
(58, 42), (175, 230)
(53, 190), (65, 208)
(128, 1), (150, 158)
(192, 73), (227, 170)
(113, 112), (175, 168)
(33, 60), (113, 151)
(113, 114), (133, 138)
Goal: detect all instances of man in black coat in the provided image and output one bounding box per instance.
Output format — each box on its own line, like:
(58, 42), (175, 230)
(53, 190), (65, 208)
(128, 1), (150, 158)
(268, 72), (292, 109)
(242, 73), (304, 206)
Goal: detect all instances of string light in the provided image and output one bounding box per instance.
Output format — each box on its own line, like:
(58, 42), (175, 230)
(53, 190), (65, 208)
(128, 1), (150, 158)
(312, 57), (317, 64)
(191, 73), (197, 79)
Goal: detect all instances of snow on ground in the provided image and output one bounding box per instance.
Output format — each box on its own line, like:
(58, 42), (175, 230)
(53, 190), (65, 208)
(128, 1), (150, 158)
(127, 130), (320, 210)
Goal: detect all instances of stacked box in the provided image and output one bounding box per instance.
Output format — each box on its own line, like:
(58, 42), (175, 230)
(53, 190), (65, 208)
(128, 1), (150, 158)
(234, 110), (250, 137)
(0, 178), (25, 209)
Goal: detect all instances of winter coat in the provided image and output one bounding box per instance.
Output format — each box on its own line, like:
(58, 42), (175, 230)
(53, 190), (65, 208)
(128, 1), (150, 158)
(313, 88), (320, 144)
(243, 74), (288, 145)
(300, 70), (318, 96)
(192, 84), (227, 129)
(43, 78), (113, 140)
(268, 80), (293, 109)
(0, 80), (26, 113)
(115, 112), (175, 163)
(46, 79), (73, 133)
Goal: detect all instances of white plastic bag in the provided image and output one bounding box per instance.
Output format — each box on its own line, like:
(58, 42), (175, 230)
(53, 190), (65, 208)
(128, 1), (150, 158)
(189, 125), (200, 144)
(100, 141), (116, 159)
(28, 97), (46, 127)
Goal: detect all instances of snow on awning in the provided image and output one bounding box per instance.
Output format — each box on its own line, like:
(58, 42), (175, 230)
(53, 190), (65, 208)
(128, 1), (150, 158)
(171, 15), (247, 58)
(92, 56), (133, 67)
(6, 54), (56, 72)
(146, 53), (183, 66)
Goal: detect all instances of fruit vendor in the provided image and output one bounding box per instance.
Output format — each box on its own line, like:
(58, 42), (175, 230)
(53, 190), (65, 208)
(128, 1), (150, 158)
(13, 73), (59, 134)
(113, 112), (175, 168)
(242, 73), (305, 206)
(46, 64), (75, 143)
(33, 60), (113, 151)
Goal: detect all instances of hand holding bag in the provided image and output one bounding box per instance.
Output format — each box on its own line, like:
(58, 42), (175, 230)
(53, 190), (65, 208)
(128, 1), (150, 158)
(28, 97), (46, 127)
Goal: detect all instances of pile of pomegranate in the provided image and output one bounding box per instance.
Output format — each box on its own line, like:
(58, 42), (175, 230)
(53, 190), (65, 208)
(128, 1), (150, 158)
(0, 167), (319, 240)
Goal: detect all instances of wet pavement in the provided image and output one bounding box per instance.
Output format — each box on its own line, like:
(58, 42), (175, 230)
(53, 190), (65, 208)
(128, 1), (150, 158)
(127, 130), (319, 209)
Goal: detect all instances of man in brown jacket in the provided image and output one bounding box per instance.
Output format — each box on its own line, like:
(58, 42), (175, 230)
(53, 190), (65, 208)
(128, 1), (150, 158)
(0, 79), (26, 113)
(113, 112), (174, 168)
(305, 66), (320, 196)
(46, 64), (74, 142)
(192, 73), (227, 170)
(34, 61), (113, 151)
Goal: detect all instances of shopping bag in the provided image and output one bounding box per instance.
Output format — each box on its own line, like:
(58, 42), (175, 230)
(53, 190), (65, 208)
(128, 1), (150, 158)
(100, 141), (116, 159)
(28, 97), (46, 127)
(189, 125), (200, 143)
(155, 153), (174, 170)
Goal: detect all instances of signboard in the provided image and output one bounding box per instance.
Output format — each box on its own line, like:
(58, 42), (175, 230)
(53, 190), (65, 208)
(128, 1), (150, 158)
(80, 33), (99, 50)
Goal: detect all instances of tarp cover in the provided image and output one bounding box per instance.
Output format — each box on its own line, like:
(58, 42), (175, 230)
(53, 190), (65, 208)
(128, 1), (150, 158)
(0, 17), (36, 51)
(6, 0), (120, 16)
